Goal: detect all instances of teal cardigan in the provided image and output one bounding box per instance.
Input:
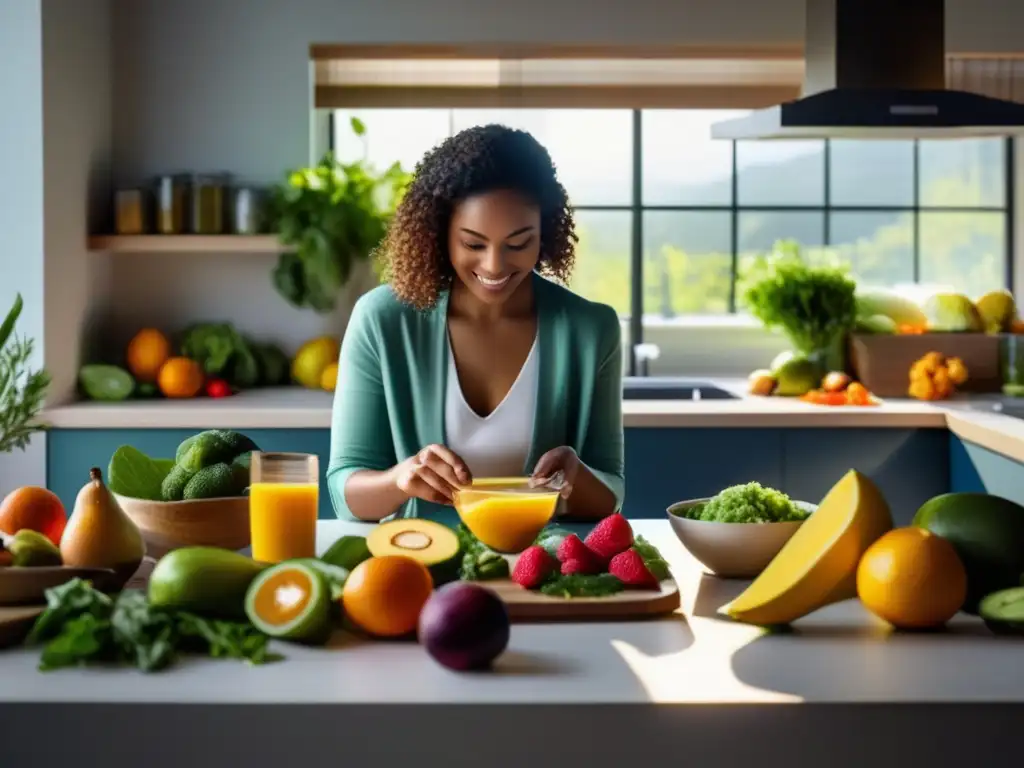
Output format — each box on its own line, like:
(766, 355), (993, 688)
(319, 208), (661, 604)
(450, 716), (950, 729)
(326, 272), (625, 522)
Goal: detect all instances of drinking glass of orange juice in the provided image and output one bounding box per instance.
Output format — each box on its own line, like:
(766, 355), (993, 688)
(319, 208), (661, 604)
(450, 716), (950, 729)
(249, 452), (319, 563)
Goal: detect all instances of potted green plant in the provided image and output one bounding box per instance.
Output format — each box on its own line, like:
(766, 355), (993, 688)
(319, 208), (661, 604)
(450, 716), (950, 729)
(267, 117), (412, 313)
(740, 240), (858, 373)
(0, 293), (50, 453)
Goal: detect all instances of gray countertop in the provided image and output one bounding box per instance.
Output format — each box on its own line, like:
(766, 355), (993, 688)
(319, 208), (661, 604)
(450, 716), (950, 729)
(2, 521), (1021, 768)
(2, 520), (1020, 706)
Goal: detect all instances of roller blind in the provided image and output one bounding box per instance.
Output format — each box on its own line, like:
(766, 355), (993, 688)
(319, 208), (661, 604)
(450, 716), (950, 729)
(311, 46), (1024, 110)
(947, 56), (1024, 102)
(310, 44), (804, 109)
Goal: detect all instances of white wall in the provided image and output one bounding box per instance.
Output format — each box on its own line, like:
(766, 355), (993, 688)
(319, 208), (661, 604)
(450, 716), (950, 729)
(98, 0), (1024, 365)
(43, 0), (114, 404)
(0, 1), (47, 494)
(0, 0), (112, 493)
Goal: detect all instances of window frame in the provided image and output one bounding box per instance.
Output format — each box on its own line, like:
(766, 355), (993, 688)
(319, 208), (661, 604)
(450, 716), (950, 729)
(323, 109), (1016, 378)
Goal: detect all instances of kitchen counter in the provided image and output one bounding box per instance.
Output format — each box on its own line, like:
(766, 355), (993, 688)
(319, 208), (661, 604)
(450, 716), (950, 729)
(40, 383), (1024, 464)
(1, 521), (1022, 768)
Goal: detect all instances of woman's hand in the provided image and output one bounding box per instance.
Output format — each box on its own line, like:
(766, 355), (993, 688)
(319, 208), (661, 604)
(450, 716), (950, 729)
(393, 444), (473, 505)
(530, 446), (581, 499)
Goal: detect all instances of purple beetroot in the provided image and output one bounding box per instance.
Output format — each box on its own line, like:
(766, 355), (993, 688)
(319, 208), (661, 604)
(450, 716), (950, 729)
(417, 581), (510, 671)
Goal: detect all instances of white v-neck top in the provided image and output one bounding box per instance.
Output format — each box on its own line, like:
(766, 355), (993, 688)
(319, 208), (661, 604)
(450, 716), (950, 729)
(444, 334), (539, 479)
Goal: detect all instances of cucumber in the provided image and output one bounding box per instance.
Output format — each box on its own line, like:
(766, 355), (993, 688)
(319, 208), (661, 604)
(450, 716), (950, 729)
(79, 364), (135, 402)
(978, 586), (1024, 636)
(320, 535), (372, 571)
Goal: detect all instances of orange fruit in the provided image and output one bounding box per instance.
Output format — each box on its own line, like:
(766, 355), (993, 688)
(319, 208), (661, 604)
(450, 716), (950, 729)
(0, 486), (67, 547)
(126, 329), (171, 383)
(856, 527), (967, 629)
(157, 357), (204, 398)
(341, 555), (434, 638)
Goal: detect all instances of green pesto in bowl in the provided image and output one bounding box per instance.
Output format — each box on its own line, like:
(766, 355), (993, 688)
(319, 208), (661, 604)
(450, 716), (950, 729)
(672, 482), (811, 524)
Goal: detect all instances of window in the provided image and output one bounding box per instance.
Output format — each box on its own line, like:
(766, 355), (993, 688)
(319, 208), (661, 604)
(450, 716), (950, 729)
(332, 109), (1013, 376)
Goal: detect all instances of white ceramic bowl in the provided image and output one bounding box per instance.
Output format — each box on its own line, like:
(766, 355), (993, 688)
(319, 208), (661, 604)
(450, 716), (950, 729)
(666, 498), (817, 579)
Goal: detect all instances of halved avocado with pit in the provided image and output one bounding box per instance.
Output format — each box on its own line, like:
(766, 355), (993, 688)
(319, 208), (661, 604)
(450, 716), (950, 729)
(366, 519), (462, 586)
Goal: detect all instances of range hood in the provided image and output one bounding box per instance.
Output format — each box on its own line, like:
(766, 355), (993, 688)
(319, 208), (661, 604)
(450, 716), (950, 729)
(711, 0), (1024, 140)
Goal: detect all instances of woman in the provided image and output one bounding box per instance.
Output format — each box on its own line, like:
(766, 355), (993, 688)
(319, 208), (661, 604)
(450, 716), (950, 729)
(326, 123), (624, 523)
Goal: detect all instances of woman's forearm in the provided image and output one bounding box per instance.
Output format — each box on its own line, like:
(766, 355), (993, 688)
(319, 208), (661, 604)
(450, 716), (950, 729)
(562, 463), (618, 520)
(342, 467), (411, 522)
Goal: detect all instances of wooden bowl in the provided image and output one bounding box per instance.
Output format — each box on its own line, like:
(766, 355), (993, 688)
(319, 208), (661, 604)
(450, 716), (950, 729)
(114, 494), (251, 558)
(0, 566), (123, 606)
(666, 498), (817, 579)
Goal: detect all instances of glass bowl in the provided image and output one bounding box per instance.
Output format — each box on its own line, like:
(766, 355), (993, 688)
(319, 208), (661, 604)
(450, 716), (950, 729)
(453, 477), (561, 554)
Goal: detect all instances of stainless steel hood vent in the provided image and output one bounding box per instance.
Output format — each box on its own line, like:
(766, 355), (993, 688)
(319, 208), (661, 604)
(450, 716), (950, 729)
(711, 0), (1024, 140)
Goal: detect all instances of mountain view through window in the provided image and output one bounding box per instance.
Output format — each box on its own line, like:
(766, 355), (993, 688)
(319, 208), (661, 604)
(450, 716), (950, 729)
(333, 109), (1010, 326)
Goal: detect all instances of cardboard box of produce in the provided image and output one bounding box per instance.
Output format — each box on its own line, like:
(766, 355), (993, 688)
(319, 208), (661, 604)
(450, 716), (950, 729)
(848, 332), (1000, 397)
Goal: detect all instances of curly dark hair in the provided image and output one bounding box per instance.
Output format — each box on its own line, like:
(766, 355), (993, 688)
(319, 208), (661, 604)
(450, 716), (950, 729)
(375, 123), (577, 310)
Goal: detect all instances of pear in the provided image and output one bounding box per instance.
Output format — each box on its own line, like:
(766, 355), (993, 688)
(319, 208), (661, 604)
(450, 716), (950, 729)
(61, 467), (146, 581)
(0, 529), (62, 567)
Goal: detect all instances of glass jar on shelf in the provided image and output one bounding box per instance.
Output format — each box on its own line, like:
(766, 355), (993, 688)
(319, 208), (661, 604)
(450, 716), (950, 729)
(190, 174), (227, 234)
(154, 174), (189, 234)
(114, 188), (149, 234)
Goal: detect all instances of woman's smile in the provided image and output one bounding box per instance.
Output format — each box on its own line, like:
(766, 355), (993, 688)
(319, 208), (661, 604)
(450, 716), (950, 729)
(473, 271), (515, 291)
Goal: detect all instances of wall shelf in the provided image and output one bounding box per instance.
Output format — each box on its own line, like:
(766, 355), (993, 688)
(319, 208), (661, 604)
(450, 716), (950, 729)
(88, 235), (291, 253)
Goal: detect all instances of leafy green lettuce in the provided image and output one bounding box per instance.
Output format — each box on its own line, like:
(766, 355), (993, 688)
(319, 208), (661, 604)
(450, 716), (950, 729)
(107, 445), (174, 500)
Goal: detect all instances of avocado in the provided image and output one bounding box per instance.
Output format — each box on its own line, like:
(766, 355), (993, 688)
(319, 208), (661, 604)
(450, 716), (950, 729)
(230, 452), (252, 493)
(176, 430), (256, 473)
(161, 464), (196, 501)
(366, 519), (462, 585)
(913, 492), (1024, 613)
(216, 429), (259, 458)
(320, 535), (372, 571)
(244, 560), (334, 645)
(978, 586), (1024, 636)
(148, 546), (269, 619)
(182, 462), (237, 500)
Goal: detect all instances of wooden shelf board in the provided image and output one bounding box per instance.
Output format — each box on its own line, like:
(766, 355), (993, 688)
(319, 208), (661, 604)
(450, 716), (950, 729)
(88, 235), (291, 253)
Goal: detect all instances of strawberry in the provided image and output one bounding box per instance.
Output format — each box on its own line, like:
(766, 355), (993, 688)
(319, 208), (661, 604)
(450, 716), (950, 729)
(556, 534), (601, 569)
(584, 513), (634, 562)
(608, 549), (659, 589)
(561, 557), (600, 576)
(511, 545), (557, 589)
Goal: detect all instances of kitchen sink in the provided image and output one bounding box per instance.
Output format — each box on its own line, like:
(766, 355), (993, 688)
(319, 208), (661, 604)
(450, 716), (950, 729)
(622, 377), (739, 401)
(944, 398), (1024, 420)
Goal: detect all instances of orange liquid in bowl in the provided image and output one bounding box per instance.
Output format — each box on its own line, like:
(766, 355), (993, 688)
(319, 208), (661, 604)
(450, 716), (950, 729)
(454, 478), (560, 553)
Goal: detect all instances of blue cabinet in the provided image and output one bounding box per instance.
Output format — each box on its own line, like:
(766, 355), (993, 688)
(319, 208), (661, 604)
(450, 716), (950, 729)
(47, 426), (950, 524)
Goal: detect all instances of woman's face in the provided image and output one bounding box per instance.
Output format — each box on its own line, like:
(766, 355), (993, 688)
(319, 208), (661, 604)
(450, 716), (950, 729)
(447, 189), (541, 305)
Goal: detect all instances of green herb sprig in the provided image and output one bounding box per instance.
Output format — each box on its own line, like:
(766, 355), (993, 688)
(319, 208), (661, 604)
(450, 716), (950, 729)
(26, 579), (281, 673)
(0, 293), (50, 454)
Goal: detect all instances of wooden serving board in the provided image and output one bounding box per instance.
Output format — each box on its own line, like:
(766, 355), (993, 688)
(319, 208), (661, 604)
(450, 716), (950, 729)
(481, 578), (681, 622)
(0, 605), (43, 649)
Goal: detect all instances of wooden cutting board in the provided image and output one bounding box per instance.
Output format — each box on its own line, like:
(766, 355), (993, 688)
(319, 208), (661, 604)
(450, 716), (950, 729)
(482, 578), (681, 622)
(0, 605), (43, 649)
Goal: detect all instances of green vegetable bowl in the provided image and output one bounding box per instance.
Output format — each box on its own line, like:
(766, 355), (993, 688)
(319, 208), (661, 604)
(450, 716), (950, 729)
(114, 494), (251, 559)
(666, 498), (816, 579)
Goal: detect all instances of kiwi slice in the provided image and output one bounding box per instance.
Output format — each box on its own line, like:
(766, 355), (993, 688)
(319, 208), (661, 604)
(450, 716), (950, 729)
(978, 586), (1024, 636)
